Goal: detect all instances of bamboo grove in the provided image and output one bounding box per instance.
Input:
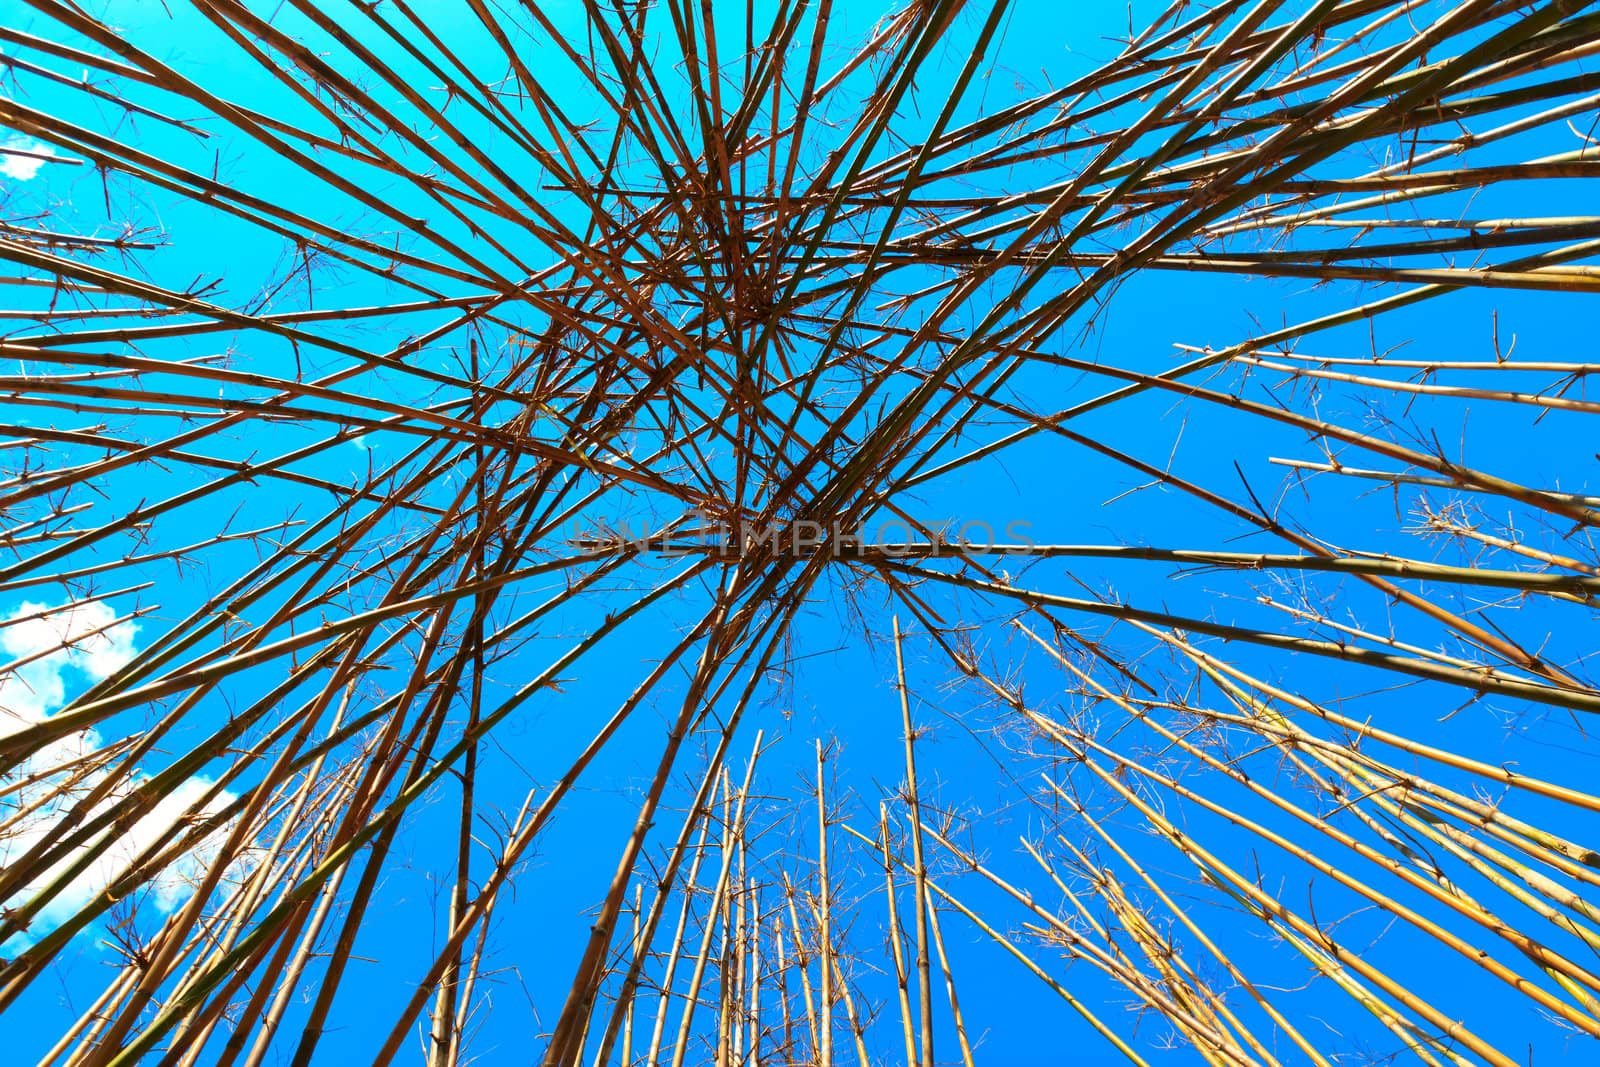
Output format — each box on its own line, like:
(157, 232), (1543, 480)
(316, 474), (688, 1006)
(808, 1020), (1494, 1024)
(2, 0), (1600, 1062)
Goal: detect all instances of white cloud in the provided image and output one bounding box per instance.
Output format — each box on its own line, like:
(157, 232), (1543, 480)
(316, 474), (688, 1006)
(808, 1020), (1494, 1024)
(0, 599), (140, 732)
(0, 136), (52, 183)
(0, 600), (237, 953)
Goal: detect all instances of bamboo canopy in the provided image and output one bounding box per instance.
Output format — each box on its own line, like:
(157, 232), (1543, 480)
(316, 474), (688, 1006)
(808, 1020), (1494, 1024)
(1, 0), (1599, 1063)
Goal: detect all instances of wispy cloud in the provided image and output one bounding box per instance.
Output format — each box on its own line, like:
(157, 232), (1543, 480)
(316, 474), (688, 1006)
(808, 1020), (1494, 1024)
(0, 135), (53, 182)
(1, 600), (236, 952)
(0, 599), (139, 730)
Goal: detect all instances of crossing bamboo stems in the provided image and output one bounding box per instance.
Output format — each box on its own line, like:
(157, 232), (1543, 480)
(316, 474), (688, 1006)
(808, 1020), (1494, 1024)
(878, 806), (917, 1067)
(5, 0), (1600, 1061)
(841, 822), (1151, 1066)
